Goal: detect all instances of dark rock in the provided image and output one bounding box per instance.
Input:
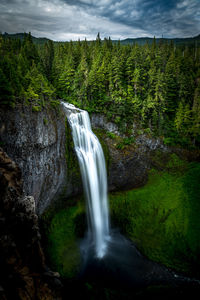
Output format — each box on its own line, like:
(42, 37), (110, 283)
(0, 104), (81, 214)
(107, 141), (148, 191)
(0, 148), (62, 299)
(91, 114), (170, 191)
(91, 113), (120, 135)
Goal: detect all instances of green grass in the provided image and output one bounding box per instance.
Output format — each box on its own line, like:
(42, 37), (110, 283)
(109, 162), (200, 276)
(42, 201), (85, 278)
(32, 105), (41, 112)
(43, 118), (48, 125)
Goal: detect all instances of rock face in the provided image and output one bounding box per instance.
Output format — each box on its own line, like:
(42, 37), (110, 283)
(91, 114), (169, 192)
(0, 104), (80, 214)
(0, 104), (172, 214)
(91, 114), (120, 135)
(0, 148), (62, 299)
(106, 141), (149, 191)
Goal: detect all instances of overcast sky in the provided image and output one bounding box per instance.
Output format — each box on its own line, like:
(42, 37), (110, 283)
(0, 0), (200, 41)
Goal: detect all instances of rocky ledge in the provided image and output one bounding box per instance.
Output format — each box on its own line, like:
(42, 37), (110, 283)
(91, 115), (169, 192)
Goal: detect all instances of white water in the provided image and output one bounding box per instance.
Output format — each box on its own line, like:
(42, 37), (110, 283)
(62, 102), (110, 258)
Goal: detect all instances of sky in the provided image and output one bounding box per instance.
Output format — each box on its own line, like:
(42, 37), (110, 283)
(0, 0), (200, 41)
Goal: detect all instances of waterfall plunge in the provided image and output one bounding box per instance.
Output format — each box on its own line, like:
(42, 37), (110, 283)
(62, 103), (110, 258)
(61, 103), (192, 292)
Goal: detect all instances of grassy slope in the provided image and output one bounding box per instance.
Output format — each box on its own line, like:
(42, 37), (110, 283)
(42, 201), (85, 278)
(110, 160), (200, 276)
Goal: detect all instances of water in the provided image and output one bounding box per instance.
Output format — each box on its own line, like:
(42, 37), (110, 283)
(62, 102), (110, 258)
(61, 102), (200, 297)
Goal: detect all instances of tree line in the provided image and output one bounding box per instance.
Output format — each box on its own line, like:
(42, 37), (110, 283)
(0, 33), (200, 147)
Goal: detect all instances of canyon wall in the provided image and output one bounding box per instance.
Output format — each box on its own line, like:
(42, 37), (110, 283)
(0, 103), (169, 214)
(0, 148), (62, 299)
(0, 104), (78, 214)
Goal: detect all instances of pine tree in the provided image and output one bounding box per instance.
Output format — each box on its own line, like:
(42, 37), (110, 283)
(191, 81), (200, 144)
(24, 62), (55, 103)
(43, 40), (55, 82)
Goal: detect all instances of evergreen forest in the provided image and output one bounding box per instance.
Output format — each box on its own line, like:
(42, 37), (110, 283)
(1, 32), (200, 148)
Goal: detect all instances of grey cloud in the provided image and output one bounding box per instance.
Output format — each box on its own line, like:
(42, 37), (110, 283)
(60, 0), (200, 37)
(0, 0), (199, 40)
(91, 0), (200, 37)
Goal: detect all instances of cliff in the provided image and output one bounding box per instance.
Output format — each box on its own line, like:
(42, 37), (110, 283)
(0, 103), (174, 214)
(91, 114), (170, 192)
(0, 148), (62, 299)
(0, 104), (80, 214)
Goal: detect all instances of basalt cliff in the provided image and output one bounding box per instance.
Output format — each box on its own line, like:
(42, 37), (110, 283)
(0, 103), (171, 214)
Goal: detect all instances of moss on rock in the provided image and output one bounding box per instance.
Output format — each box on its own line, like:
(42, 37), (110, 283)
(65, 117), (80, 178)
(93, 128), (111, 171)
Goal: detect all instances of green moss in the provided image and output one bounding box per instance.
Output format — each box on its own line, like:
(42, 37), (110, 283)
(65, 117), (80, 177)
(110, 162), (200, 276)
(32, 105), (41, 112)
(106, 132), (117, 139)
(43, 118), (48, 125)
(116, 136), (135, 150)
(165, 153), (188, 172)
(150, 151), (188, 173)
(93, 128), (110, 171)
(50, 99), (60, 109)
(42, 201), (85, 278)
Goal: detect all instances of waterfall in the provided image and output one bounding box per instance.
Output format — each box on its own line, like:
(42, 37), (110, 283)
(62, 102), (110, 258)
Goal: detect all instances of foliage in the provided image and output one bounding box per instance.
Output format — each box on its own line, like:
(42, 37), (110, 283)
(0, 32), (55, 107)
(43, 118), (48, 125)
(106, 131), (118, 139)
(116, 136), (135, 150)
(32, 105), (41, 112)
(1, 33), (200, 147)
(51, 35), (199, 148)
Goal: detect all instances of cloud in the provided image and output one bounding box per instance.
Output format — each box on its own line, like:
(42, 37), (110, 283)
(74, 0), (200, 37)
(0, 0), (199, 40)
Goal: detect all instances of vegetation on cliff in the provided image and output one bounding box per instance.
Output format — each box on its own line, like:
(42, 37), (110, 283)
(0, 33), (200, 148)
